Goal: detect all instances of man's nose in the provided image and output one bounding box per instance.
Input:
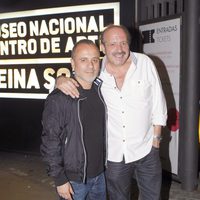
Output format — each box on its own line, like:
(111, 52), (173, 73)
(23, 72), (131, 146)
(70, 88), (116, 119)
(88, 60), (94, 68)
(116, 43), (123, 52)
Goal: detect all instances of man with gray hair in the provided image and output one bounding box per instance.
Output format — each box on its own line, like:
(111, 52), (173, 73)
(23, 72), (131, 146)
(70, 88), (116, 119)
(41, 39), (107, 200)
(56, 25), (167, 200)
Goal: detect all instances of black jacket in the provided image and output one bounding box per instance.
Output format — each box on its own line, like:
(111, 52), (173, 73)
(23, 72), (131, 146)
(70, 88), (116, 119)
(40, 78), (107, 186)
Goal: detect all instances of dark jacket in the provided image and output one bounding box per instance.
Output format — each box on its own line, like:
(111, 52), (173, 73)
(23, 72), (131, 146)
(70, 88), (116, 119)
(40, 78), (107, 186)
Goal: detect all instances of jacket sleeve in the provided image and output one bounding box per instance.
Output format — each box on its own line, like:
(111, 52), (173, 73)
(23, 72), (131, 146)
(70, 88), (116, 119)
(40, 91), (68, 186)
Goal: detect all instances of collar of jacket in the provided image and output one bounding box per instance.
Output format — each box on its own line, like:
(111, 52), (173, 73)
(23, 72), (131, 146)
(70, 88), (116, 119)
(71, 75), (103, 99)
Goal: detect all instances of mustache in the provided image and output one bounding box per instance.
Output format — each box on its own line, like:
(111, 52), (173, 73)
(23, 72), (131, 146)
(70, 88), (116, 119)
(113, 52), (126, 56)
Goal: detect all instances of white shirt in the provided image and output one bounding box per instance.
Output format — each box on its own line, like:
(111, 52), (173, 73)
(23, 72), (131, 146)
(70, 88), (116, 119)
(99, 52), (167, 163)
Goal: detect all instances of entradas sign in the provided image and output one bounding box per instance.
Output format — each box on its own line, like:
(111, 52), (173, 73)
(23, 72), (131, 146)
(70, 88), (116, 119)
(0, 2), (119, 99)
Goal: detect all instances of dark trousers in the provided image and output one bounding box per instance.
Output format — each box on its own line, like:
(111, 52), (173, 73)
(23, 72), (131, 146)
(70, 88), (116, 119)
(105, 147), (162, 200)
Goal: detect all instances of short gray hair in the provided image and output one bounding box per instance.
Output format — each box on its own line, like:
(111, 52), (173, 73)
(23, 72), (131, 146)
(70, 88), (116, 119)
(71, 39), (99, 58)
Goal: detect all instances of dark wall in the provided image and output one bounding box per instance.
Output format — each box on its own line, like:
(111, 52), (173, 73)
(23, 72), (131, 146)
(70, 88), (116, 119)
(0, 99), (44, 152)
(0, 0), (137, 153)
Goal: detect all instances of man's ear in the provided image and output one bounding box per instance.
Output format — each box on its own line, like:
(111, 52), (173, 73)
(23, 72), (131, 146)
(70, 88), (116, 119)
(100, 43), (106, 54)
(71, 58), (75, 71)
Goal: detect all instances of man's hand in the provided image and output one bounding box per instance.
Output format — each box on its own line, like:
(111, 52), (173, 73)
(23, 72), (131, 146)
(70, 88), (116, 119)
(57, 182), (74, 200)
(56, 76), (80, 98)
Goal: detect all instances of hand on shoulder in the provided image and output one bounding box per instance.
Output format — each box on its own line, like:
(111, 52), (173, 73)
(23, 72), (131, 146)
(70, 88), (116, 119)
(56, 75), (80, 98)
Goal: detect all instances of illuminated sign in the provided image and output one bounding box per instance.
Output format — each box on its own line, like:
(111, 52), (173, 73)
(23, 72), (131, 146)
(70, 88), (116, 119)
(0, 2), (120, 99)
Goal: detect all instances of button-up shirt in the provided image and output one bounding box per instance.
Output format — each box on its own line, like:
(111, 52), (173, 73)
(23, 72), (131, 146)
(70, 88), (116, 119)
(99, 52), (167, 163)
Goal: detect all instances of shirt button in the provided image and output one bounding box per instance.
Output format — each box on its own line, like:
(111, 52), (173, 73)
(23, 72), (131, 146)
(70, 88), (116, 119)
(123, 125), (125, 128)
(120, 96), (123, 99)
(122, 111), (124, 114)
(123, 139), (125, 142)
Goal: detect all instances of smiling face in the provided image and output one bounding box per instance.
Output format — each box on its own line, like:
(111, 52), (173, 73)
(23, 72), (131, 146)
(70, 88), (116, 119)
(71, 42), (100, 89)
(101, 27), (130, 68)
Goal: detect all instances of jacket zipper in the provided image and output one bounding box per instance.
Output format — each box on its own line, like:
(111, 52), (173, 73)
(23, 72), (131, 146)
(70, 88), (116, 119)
(97, 82), (108, 167)
(77, 97), (87, 183)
